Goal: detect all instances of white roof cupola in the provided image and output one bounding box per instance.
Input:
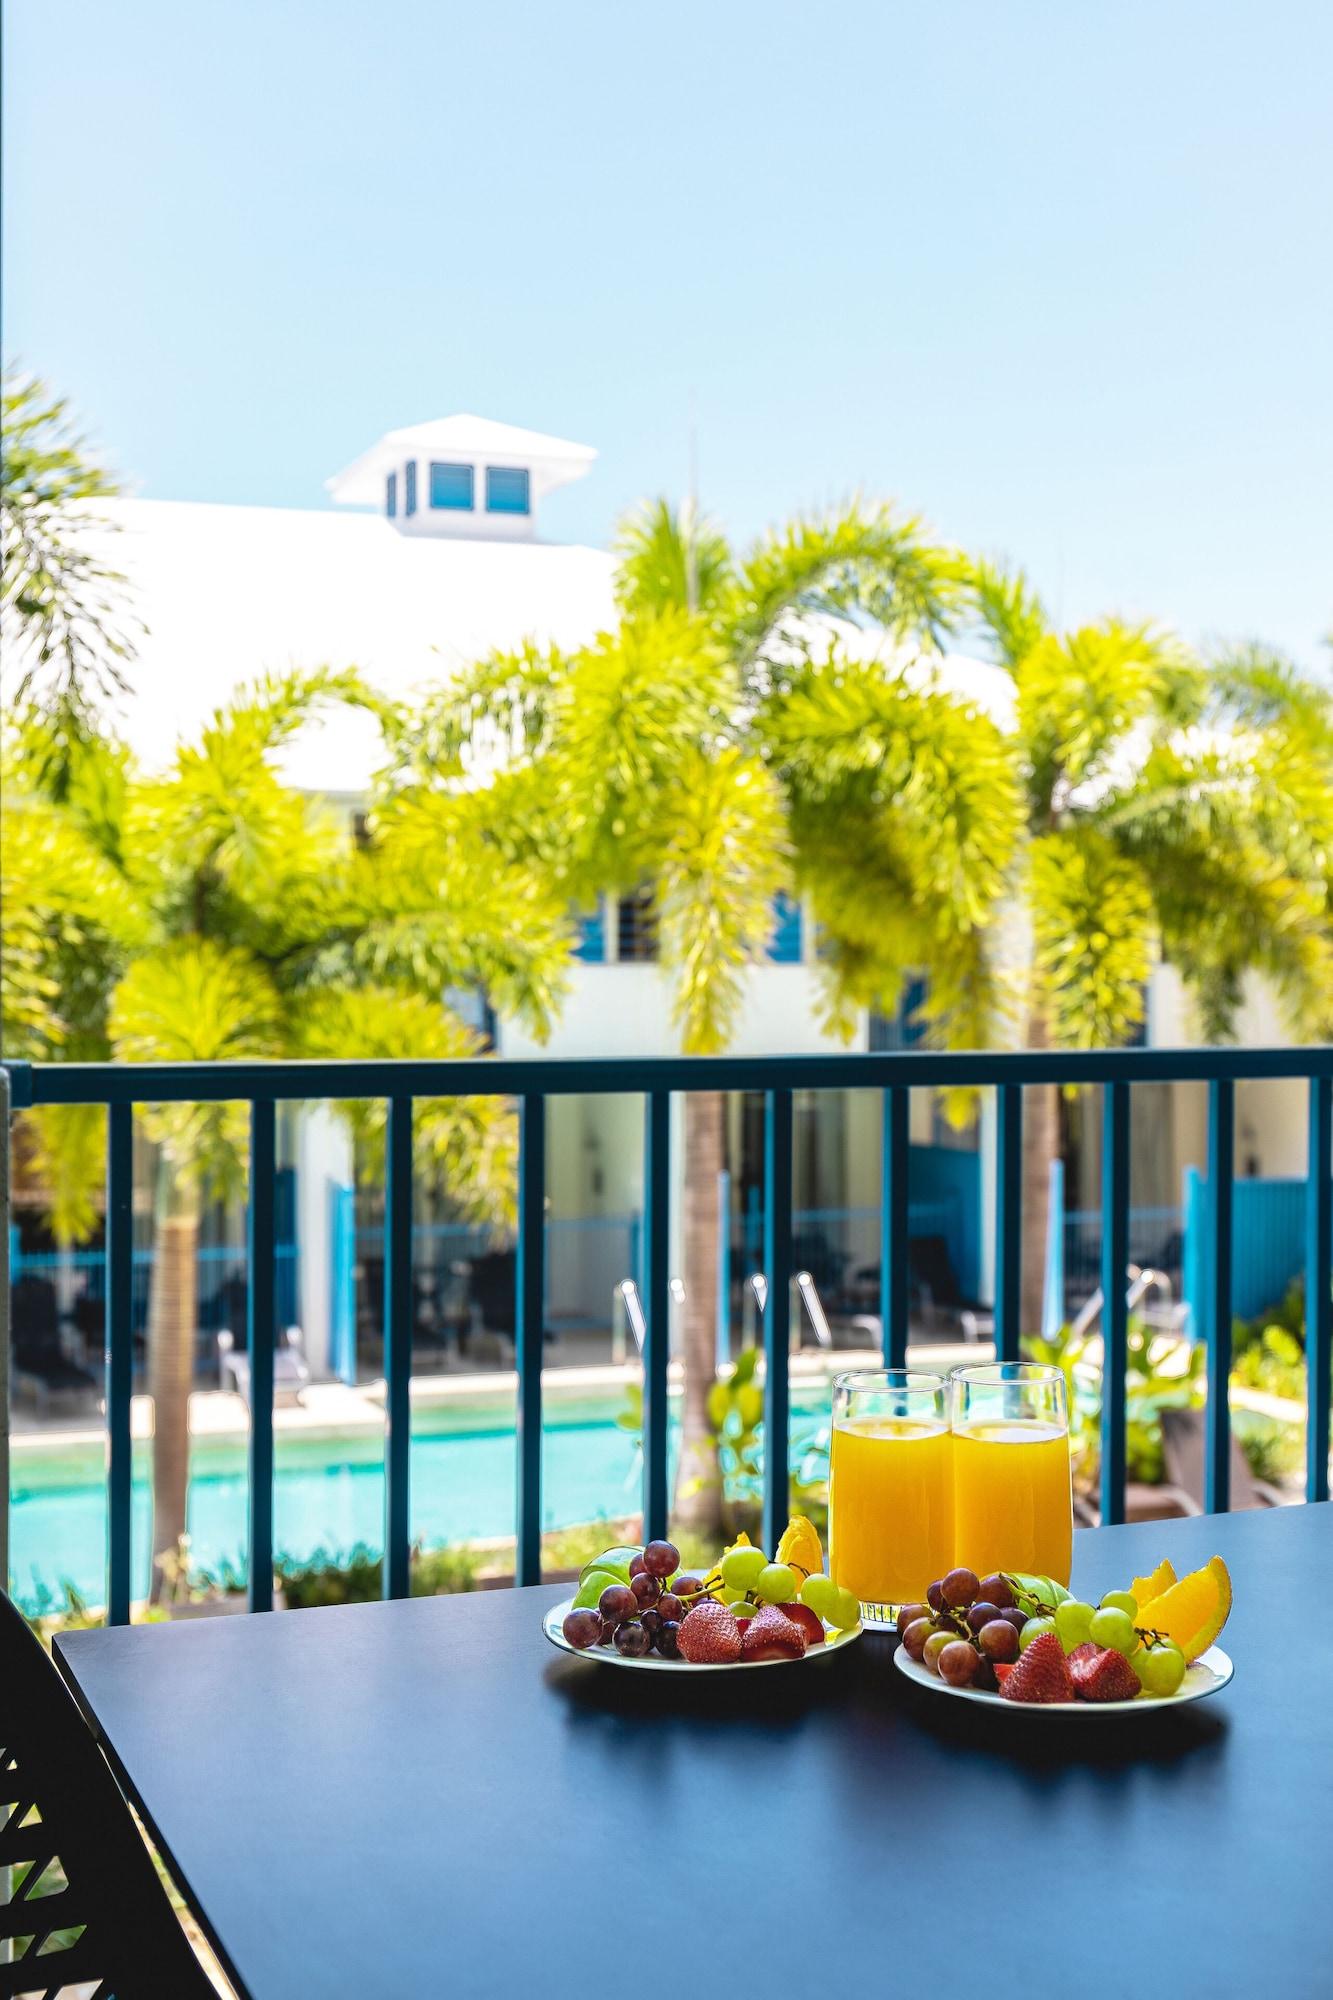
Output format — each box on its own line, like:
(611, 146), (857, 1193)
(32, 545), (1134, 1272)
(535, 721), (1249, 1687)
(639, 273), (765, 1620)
(326, 414), (596, 542)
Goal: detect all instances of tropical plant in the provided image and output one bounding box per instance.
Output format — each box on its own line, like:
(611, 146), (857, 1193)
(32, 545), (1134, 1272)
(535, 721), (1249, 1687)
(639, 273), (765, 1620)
(382, 494), (1018, 1531)
(4, 673), (572, 1591)
(1, 369), (142, 775)
(971, 571), (1333, 1331)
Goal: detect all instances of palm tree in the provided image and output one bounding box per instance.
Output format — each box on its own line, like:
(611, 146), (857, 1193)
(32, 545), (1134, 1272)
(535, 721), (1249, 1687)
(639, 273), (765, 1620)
(7, 671), (572, 1590)
(383, 497), (1020, 1533)
(970, 566), (1333, 1330)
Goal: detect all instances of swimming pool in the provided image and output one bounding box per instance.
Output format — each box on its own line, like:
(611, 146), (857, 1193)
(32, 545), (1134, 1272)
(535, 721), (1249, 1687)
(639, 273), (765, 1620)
(7, 1387), (833, 1611)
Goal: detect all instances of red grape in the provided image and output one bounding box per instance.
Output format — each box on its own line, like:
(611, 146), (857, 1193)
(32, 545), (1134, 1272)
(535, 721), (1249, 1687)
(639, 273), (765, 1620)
(656, 1620), (681, 1659)
(562, 1608), (603, 1649)
(615, 1620), (651, 1657)
(897, 1602), (929, 1634)
(978, 1572), (1014, 1609)
(941, 1568), (980, 1610)
(599, 1584), (637, 1624)
(1000, 1607), (1028, 1634)
(657, 1593), (684, 1622)
(628, 1553), (647, 1579)
(673, 1575), (704, 1600)
(926, 1580), (944, 1613)
(938, 1640), (979, 1687)
(598, 1614), (618, 1644)
(643, 1540), (680, 1577)
(630, 1573), (660, 1608)
(977, 1618), (1019, 1663)
(965, 1601), (1003, 1635)
(901, 1617), (936, 1662)
(640, 1607), (663, 1638)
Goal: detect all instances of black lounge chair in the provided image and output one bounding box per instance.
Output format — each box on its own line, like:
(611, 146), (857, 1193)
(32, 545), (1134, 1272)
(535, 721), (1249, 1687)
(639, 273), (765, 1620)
(0, 1588), (213, 1996)
(11, 1277), (99, 1414)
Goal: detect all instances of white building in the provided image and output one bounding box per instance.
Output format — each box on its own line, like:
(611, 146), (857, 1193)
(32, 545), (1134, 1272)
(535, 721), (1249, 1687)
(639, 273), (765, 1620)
(78, 415), (1301, 1372)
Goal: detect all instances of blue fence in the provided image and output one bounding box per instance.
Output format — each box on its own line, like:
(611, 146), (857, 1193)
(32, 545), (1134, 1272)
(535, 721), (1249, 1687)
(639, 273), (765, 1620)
(3, 1047), (1331, 1623)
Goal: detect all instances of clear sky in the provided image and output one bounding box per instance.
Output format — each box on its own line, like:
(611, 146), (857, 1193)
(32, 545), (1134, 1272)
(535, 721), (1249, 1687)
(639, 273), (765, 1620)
(5, 1), (1331, 665)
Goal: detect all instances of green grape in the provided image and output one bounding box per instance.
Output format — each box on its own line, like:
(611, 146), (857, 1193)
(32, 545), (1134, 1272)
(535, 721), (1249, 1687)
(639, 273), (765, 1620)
(800, 1574), (839, 1621)
(572, 1567), (623, 1611)
(1019, 1615), (1057, 1651)
(1054, 1599), (1095, 1651)
(717, 1584), (748, 1607)
(1099, 1590), (1139, 1620)
(828, 1586), (861, 1630)
(754, 1563), (799, 1604)
(1136, 1642), (1186, 1696)
(732, 1602), (757, 1623)
(1089, 1606), (1137, 1656)
(719, 1546), (769, 1592)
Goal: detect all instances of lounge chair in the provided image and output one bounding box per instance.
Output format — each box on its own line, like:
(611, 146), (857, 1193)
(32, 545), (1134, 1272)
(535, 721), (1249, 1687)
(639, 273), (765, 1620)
(11, 1275), (100, 1414)
(1157, 1405), (1285, 1512)
(217, 1324), (311, 1404)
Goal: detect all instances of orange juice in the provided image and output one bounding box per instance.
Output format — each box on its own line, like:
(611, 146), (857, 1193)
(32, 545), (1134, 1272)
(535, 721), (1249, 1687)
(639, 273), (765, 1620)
(829, 1417), (954, 1608)
(951, 1421), (1072, 1585)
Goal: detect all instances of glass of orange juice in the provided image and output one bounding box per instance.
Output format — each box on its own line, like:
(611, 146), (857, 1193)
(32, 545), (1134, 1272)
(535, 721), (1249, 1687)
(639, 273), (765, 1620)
(829, 1370), (953, 1622)
(949, 1362), (1073, 1586)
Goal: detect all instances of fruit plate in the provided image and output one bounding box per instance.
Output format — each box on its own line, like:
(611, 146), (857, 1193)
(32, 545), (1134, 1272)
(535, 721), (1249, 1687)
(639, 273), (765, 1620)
(893, 1641), (1233, 1713)
(543, 1597), (864, 1671)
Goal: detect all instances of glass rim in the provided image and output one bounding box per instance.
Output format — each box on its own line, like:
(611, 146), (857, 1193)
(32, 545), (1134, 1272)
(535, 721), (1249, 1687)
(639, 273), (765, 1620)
(948, 1361), (1064, 1387)
(833, 1367), (947, 1395)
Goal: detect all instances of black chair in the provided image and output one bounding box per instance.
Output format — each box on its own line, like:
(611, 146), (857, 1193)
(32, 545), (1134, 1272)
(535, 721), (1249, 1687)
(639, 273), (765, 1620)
(11, 1279), (99, 1413)
(0, 1590), (213, 1998)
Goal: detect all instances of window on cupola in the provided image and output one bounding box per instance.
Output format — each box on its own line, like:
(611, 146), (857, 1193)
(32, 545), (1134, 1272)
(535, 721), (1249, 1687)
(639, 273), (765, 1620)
(486, 466), (531, 514)
(430, 462), (475, 510)
(404, 461), (417, 516)
(385, 471), (397, 518)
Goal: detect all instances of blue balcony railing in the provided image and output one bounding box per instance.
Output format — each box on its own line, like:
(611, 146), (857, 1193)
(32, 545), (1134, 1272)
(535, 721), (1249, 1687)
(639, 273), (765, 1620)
(3, 1047), (1331, 1626)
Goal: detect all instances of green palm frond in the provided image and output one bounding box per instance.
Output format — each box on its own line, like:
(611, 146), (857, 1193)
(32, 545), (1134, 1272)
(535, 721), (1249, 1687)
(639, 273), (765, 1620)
(1016, 621), (1202, 819)
(1028, 829), (1154, 1047)
(655, 747), (788, 1053)
(968, 557), (1048, 671)
(729, 499), (963, 674)
(613, 498), (735, 618)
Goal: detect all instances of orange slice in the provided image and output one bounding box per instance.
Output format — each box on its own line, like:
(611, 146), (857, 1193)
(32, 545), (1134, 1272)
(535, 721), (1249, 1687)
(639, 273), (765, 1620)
(775, 1513), (824, 1581)
(1129, 1557), (1177, 1611)
(1136, 1556), (1232, 1660)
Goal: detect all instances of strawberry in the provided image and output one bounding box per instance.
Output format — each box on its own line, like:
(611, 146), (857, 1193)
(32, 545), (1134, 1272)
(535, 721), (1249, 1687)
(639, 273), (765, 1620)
(997, 1632), (1075, 1704)
(1068, 1644), (1140, 1703)
(993, 1662), (1015, 1686)
(739, 1604), (806, 1662)
(677, 1601), (742, 1664)
(775, 1602), (824, 1647)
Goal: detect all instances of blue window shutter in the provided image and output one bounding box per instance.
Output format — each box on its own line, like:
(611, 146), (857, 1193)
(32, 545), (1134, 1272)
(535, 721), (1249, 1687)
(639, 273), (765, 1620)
(404, 461), (417, 516)
(485, 465), (531, 514)
(574, 902), (606, 962)
(769, 892), (803, 963)
(385, 471), (397, 518)
(430, 461), (475, 510)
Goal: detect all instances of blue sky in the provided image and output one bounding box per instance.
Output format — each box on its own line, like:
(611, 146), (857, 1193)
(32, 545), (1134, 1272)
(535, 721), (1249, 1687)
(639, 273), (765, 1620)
(6, 1), (1331, 664)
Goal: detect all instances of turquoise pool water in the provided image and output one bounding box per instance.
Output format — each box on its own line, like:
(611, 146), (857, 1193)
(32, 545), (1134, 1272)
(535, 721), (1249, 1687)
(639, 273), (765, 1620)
(7, 1390), (832, 1611)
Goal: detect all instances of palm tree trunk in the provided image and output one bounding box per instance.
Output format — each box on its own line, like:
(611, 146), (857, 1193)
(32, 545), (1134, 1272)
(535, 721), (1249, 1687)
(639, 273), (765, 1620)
(147, 1162), (199, 1597)
(1020, 1012), (1056, 1339)
(673, 1091), (725, 1535)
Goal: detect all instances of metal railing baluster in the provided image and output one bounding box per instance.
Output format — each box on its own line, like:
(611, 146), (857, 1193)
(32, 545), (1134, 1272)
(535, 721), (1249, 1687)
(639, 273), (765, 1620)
(1306, 1076), (1332, 1504)
(247, 1099), (276, 1613)
(995, 1085), (1023, 1364)
(1099, 1080), (1130, 1527)
(515, 1094), (546, 1585)
(762, 1087), (793, 1555)
(1205, 1077), (1234, 1514)
(880, 1087), (909, 1369)
(641, 1092), (671, 1544)
(383, 1097), (413, 1600)
(106, 1104), (135, 1625)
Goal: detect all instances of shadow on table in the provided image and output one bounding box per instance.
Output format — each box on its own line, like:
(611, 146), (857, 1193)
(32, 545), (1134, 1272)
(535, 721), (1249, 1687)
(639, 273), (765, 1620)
(892, 1674), (1231, 1771)
(543, 1648), (857, 1733)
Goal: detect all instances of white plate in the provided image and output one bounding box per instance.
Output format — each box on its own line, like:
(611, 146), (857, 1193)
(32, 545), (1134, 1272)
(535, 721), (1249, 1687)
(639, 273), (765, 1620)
(894, 1641), (1233, 1712)
(543, 1596), (863, 1672)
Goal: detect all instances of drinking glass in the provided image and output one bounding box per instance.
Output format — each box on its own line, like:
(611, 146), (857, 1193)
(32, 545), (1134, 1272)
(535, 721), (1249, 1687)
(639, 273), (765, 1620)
(829, 1370), (953, 1621)
(949, 1361), (1073, 1587)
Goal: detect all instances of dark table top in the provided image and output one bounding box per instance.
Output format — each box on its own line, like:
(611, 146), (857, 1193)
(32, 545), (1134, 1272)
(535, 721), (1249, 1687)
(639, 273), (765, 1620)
(57, 1505), (1333, 2000)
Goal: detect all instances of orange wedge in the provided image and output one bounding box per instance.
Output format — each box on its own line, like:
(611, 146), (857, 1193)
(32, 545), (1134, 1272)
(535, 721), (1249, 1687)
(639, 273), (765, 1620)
(775, 1513), (824, 1581)
(1136, 1556), (1232, 1661)
(1130, 1557), (1177, 1611)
